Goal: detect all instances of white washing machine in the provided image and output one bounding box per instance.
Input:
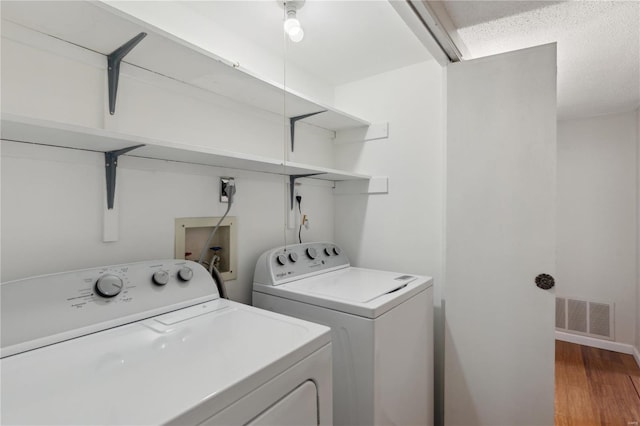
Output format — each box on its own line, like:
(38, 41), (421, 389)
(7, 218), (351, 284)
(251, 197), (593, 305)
(1, 259), (332, 425)
(253, 242), (434, 426)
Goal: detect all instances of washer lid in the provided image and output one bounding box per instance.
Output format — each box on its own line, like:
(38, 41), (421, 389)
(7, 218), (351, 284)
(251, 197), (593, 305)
(289, 268), (417, 302)
(256, 267), (432, 318)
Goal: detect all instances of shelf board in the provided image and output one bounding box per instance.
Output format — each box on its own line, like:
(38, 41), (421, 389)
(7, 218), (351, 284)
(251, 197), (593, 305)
(1, 114), (370, 182)
(1, 0), (370, 133)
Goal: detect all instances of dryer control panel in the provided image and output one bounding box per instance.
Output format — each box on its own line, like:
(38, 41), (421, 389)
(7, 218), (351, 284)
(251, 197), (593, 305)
(1, 260), (218, 358)
(253, 242), (350, 286)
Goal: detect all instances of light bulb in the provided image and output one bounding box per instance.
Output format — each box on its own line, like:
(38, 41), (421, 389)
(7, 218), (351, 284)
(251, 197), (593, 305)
(283, 6), (304, 43)
(284, 17), (300, 33)
(288, 26), (304, 42)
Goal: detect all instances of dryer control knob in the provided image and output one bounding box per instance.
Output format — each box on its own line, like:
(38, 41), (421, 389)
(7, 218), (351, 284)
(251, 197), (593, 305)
(333, 247), (342, 256)
(289, 252), (298, 263)
(152, 271), (170, 286)
(306, 247), (317, 259)
(324, 248), (332, 256)
(178, 267), (193, 282)
(276, 254), (287, 265)
(95, 274), (124, 298)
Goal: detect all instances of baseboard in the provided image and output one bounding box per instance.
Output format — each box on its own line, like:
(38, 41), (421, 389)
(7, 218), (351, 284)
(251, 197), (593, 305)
(555, 331), (634, 355)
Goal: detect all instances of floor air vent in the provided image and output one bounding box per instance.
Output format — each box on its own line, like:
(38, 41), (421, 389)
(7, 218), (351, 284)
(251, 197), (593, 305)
(588, 302), (611, 338)
(555, 297), (614, 340)
(567, 299), (587, 333)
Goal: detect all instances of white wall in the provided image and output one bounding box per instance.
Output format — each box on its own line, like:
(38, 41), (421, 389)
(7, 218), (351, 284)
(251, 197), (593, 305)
(1, 26), (286, 161)
(0, 142), (334, 303)
(333, 61), (444, 284)
(637, 107), (640, 354)
(0, 19), (336, 304)
(557, 111), (638, 345)
(332, 60), (445, 424)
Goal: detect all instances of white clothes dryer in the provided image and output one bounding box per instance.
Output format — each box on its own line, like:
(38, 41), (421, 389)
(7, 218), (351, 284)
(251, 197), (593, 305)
(253, 242), (434, 426)
(1, 259), (332, 425)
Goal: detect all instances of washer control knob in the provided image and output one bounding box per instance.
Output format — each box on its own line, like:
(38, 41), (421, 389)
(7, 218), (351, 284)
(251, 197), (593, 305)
(152, 271), (170, 286)
(333, 247), (342, 256)
(276, 254), (287, 265)
(289, 252), (299, 263)
(306, 247), (317, 259)
(324, 248), (332, 256)
(95, 274), (124, 298)
(178, 267), (193, 282)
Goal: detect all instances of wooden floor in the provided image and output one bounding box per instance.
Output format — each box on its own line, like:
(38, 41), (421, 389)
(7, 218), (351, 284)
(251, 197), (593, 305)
(555, 341), (640, 425)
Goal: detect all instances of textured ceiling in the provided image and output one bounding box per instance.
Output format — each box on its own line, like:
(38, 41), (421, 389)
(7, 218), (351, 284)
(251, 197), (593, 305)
(441, 0), (640, 120)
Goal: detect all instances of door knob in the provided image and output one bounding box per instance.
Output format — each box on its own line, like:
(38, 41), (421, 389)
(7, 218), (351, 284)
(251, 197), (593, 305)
(535, 274), (555, 290)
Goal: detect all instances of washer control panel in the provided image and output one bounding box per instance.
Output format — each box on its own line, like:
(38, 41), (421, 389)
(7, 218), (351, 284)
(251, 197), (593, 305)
(1, 260), (215, 358)
(254, 242), (350, 286)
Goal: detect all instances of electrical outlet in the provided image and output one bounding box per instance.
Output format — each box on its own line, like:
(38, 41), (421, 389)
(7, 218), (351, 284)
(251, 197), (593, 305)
(220, 177), (235, 203)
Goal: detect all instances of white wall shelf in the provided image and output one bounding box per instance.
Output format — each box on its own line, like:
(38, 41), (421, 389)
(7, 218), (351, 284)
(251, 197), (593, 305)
(1, 114), (371, 183)
(1, 0), (371, 137)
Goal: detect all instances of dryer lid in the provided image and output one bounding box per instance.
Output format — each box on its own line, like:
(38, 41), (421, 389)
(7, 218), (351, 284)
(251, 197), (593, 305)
(283, 268), (417, 303)
(0, 300), (330, 425)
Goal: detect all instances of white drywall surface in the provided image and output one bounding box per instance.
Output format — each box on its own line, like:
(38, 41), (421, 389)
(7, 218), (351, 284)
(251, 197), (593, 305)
(332, 60), (445, 424)
(0, 141), (334, 304)
(637, 107), (640, 354)
(0, 22), (336, 304)
(333, 61), (444, 287)
(557, 111), (638, 345)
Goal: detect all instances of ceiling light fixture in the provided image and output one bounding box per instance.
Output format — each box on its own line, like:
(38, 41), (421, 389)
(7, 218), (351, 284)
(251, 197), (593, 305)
(283, 0), (305, 43)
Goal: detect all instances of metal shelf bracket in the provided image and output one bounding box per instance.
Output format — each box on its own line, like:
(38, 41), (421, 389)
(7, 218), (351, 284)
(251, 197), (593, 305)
(108, 32), (147, 115)
(289, 110), (327, 152)
(105, 145), (145, 209)
(290, 173), (323, 210)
